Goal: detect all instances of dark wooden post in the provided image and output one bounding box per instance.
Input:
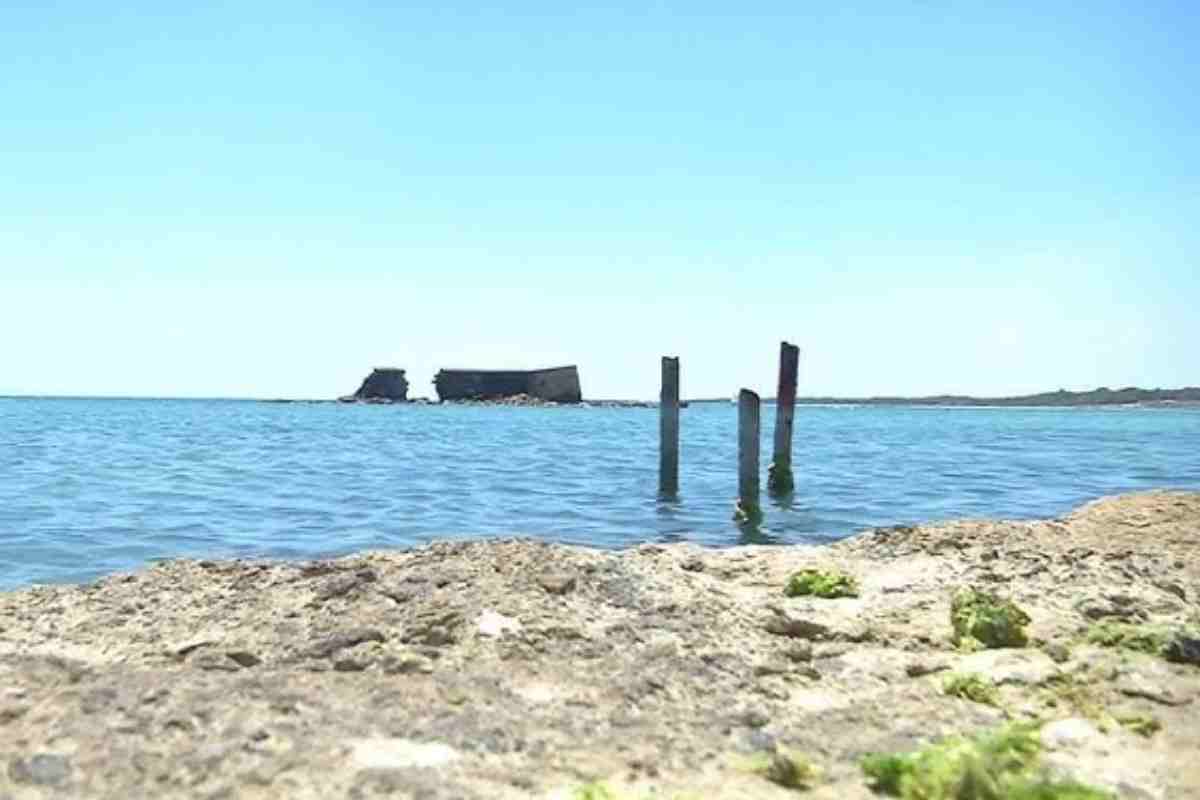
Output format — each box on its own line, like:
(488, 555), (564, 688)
(768, 341), (800, 494)
(735, 389), (762, 522)
(659, 356), (680, 496)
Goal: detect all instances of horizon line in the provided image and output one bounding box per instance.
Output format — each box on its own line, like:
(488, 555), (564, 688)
(3, 385), (1197, 405)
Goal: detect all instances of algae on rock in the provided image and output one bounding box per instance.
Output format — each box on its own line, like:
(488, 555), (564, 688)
(1086, 622), (1200, 667)
(942, 672), (1000, 706)
(1039, 672), (1109, 723)
(1116, 714), (1162, 738)
(573, 782), (617, 800)
(950, 587), (1031, 649)
(861, 723), (1113, 799)
(733, 500), (764, 525)
(744, 749), (820, 791)
(1085, 623), (1169, 655)
(784, 569), (860, 599)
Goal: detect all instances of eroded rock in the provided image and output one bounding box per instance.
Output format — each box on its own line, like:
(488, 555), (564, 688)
(537, 573), (577, 596)
(308, 629), (386, 659)
(0, 491), (1197, 800)
(8, 754), (70, 787)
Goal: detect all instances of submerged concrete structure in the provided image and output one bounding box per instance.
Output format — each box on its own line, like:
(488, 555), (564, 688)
(434, 366), (582, 403)
(343, 368), (409, 402)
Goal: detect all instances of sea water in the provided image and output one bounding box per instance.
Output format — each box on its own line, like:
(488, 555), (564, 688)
(2, 397), (1198, 588)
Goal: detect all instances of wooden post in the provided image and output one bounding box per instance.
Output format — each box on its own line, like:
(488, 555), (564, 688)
(735, 388), (762, 522)
(768, 341), (800, 494)
(659, 356), (680, 496)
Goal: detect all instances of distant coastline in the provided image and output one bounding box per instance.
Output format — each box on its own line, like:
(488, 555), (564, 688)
(3, 386), (1198, 408)
(690, 386), (1200, 408)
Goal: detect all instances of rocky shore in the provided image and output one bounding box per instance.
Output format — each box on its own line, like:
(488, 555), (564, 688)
(2, 493), (1198, 799)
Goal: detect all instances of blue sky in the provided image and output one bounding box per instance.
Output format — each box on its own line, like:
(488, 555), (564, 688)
(2, 1), (1197, 399)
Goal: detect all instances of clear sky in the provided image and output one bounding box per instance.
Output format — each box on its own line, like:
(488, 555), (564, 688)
(2, 2), (1197, 400)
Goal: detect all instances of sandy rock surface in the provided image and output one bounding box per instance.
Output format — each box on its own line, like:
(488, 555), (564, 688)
(1, 491), (1198, 799)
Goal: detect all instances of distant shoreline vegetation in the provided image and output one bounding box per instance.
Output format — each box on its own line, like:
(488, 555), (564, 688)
(690, 386), (1200, 408)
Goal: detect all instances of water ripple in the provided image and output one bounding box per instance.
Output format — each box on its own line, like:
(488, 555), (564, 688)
(1, 398), (1199, 587)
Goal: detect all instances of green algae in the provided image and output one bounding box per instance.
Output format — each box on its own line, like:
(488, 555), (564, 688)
(950, 588), (1031, 649)
(767, 461), (795, 494)
(1085, 623), (1170, 655)
(573, 782), (617, 800)
(1040, 672), (1108, 722)
(1116, 714), (1162, 737)
(942, 672), (1001, 706)
(572, 782), (702, 800)
(745, 749), (820, 791)
(861, 723), (1113, 799)
(733, 500), (764, 525)
(1086, 622), (1200, 667)
(784, 569), (860, 599)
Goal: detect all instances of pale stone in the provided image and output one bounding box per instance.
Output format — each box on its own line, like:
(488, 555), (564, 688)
(958, 649), (1060, 686)
(477, 610), (521, 638)
(349, 738), (459, 770)
(786, 689), (851, 712)
(1041, 717), (1101, 749)
(514, 684), (559, 704)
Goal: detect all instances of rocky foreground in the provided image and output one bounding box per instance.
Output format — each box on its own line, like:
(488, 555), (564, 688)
(1, 493), (1198, 799)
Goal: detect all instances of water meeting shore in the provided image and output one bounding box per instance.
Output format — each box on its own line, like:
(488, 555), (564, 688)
(1, 492), (1197, 799)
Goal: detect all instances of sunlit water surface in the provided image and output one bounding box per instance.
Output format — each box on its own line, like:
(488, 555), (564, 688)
(2, 398), (1198, 588)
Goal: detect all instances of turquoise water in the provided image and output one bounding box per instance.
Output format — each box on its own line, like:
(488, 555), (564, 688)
(2, 397), (1198, 588)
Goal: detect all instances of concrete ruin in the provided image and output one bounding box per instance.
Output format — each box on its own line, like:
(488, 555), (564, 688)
(343, 368), (409, 402)
(434, 366), (582, 403)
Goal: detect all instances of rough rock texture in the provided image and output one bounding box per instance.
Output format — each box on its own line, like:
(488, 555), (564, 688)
(1, 492), (1198, 798)
(434, 367), (582, 403)
(344, 368), (409, 403)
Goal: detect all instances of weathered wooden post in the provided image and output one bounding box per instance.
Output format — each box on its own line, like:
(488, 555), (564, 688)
(735, 389), (762, 522)
(659, 356), (680, 496)
(768, 341), (800, 494)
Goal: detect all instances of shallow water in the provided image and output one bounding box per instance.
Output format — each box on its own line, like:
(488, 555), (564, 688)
(2, 398), (1198, 588)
